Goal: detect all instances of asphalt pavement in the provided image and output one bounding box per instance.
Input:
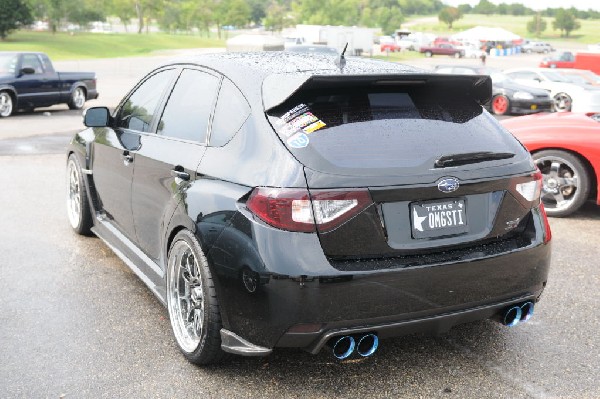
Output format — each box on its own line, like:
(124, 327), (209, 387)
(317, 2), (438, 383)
(0, 49), (599, 398)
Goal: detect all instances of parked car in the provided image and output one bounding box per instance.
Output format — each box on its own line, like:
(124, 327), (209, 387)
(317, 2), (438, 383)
(502, 112), (600, 216)
(522, 41), (554, 54)
(0, 52), (98, 117)
(504, 67), (600, 112)
(67, 53), (551, 365)
(539, 51), (600, 74)
(555, 68), (600, 87)
(380, 36), (401, 52)
(433, 65), (552, 115)
(458, 45), (486, 59)
(419, 43), (464, 58)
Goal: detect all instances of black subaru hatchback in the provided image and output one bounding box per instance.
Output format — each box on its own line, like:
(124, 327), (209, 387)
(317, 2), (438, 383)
(67, 53), (551, 365)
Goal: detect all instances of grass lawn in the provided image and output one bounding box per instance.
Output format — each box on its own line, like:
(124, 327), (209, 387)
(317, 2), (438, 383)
(406, 14), (600, 44)
(0, 31), (226, 60)
(373, 51), (424, 62)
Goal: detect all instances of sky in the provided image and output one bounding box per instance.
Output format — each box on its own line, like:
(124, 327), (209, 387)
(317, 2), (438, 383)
(442, 0), (600, 11)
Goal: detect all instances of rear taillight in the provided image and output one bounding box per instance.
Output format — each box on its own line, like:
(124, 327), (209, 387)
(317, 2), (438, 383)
(515, 170), (542, 204)
(246, 188), (373, 233)
(539, 202), (552, 244)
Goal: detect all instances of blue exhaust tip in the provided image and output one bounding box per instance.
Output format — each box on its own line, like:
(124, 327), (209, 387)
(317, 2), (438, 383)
(357, 334), (379, 357)
(520, 301), (534, 322)
(503, 305), (522, 327)
(332, 336), (355, 360)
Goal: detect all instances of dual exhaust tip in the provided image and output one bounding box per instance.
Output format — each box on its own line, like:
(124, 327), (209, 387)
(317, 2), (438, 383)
(329, 333), (379, 360)
(499, 301), (535, 327)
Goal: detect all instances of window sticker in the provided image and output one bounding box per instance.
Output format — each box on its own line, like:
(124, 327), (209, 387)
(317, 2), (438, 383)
(303, 120), (326, 134)
(287, 132), (310, 149)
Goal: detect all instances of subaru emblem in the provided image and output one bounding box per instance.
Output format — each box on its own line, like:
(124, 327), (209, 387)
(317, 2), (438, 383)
(438, 178), (459, 193)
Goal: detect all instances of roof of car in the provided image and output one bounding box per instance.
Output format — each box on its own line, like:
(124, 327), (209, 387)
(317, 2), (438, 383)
(164, 52), (490, 110)
(168, 51), (421, 78)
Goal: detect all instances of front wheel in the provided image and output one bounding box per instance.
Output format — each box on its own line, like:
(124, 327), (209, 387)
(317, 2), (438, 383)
(491, 95), (510, 115)
(553, 92), (572, 112)
(454, 52), (461, 58)
(68, 87), (86, 110)
(0, 91), (14, 117)
(66, 154), (93, 235)
(167, 230), (225, 365)
(533, 150), (590, 217)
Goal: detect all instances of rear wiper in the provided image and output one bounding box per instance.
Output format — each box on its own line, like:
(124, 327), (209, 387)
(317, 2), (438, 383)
(434, 151), (515, 168)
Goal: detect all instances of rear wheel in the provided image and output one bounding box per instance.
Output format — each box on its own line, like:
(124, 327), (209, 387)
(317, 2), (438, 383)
(68, 87), (86, 110)
(167, 230), (225, 365)
(424, 51), (432, 57)
(533, 150), (590, 217)
(491, 95), (510, 115)
(0, 91), (14, 117)
(454, 52), (461, 58)
(66, 154), (93, 235)
(553, 92), (572, 112)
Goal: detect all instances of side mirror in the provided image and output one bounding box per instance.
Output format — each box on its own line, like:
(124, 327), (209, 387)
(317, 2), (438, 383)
(83, 107), (110, 127)
(20, 67), (36, 75)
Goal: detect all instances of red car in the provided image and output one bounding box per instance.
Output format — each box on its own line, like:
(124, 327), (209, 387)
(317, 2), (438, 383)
(502, 112), (600, 216)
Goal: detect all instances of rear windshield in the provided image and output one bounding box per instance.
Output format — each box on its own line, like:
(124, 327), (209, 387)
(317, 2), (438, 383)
(266, 86), (524, 175)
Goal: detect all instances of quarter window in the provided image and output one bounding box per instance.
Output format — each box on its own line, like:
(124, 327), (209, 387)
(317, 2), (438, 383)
(210, 79), (251, 147)
(158, 69), (220, 143)
(21, 54), (44, 74)
(116, 69), (175, 132)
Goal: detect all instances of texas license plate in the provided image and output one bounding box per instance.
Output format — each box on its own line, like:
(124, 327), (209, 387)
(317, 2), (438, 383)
(410, 198), (468, 239)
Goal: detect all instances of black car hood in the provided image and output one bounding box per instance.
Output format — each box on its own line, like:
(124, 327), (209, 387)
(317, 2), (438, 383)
(495, 79), (548, 96)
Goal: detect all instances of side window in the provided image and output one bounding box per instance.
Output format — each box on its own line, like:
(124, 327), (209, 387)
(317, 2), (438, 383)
(21, 54), (44, 74)
(116, 69), (174, 132)
(210, 79), (251, 147)
(158, 69), (220, 143)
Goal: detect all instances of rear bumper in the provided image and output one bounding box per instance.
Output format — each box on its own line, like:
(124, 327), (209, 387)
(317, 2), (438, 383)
(207, 208), (551, 353)
(510, 99), (553, 114)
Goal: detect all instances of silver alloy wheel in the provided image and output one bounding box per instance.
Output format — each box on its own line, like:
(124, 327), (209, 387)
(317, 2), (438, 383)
(66, 158), (82, 228)
(167, 240), (205, 353)
(72, 87), (86, 109)
(0, 92), (13, 117)
(535, 155), (580, 213)
(553, 92), (572, 112)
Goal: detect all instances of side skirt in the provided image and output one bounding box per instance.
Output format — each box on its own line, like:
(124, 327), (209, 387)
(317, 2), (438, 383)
(92, 218), (167, 306)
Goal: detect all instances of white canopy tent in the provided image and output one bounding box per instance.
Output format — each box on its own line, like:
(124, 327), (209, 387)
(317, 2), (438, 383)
(451, 26), (521, 43)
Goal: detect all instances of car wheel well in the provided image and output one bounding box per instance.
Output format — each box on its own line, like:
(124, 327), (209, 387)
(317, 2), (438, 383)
(532, 148), (597, 199)
(166, 225), (187, 257)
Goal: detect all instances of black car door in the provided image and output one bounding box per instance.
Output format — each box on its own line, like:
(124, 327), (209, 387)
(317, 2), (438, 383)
(92, 68), (176, 240)
(130, 67), (221, 261)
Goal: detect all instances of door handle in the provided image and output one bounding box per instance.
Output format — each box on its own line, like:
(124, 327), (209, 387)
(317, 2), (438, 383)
(171, 168), (190, 181)
(122, 151), (134, 165)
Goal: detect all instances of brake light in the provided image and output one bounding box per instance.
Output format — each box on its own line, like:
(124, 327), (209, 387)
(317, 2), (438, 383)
(515, 171), (542, 203)
(246, 188), (373, 233)
(539, 202), (552, 244)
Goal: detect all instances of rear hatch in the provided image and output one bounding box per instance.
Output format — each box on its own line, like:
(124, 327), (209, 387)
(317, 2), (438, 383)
(265, 74), (540, 265)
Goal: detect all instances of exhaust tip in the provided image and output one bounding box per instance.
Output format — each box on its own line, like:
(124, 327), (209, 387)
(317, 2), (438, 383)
(502, 305), (522, 327)
(520, 301), (534, 322)
(356, 334), (379, 357)
(331, 336), (355, 360)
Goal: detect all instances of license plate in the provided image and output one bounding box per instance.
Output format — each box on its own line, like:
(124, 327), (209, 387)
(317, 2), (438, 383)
(410, 198), (468, 239)
(530, 104), (537, 110)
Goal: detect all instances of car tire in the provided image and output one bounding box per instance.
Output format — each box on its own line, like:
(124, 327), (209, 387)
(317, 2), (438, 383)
(0, 91), (14, 118)
(66, 154), (93, 235)
(491, 94), (510, 115)
(526, 49), (532, 54)
(553, 92), (572, 112)
(425, 51), (433, 57)
(166, 230), (225, 365)
(68, 87), (86, 110)
(533, 150), (591, 217)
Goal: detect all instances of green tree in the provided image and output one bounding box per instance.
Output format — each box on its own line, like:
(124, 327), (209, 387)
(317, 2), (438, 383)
(264, 1), (292, 32)
(110, 0), (136, 32)
(526, 13), (547, 37)
(552, 8), (581, 37)
(215, 0), (250, 37)
(438, 6), (462, 29)
(472, 0), (496, 15)
(457, 4), (472, 14)
(376, 6), (403, 35)
(0, 0), (33, 40)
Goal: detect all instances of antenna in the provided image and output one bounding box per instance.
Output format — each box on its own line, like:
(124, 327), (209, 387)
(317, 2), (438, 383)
(335, 43), (348, 72)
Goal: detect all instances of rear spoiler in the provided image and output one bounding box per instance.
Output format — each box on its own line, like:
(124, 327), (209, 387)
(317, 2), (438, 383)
(262, 73), (492, 111)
